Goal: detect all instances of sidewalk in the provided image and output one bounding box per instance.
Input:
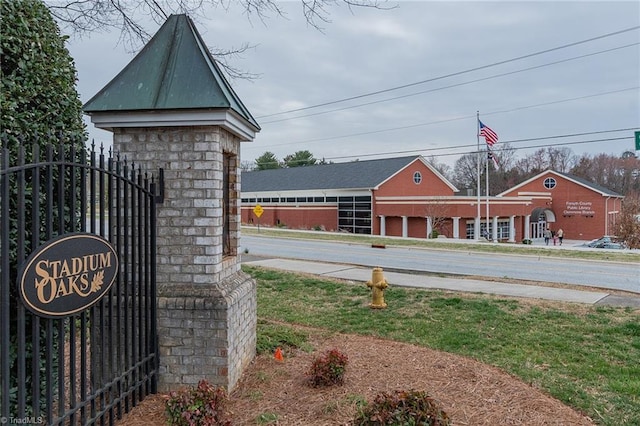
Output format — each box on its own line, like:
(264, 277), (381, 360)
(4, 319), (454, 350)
(243, 258), (640, 309)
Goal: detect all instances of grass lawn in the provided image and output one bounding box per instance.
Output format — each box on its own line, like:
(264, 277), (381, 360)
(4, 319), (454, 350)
(246, 265), (640, 426)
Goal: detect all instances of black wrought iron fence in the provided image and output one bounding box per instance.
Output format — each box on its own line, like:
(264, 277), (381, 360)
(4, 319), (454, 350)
(0, 139), (159, 425)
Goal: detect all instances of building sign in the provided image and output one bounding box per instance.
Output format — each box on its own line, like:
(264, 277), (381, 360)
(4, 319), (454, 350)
(18, 233), (119, 318)
(563, 201), (595, 216)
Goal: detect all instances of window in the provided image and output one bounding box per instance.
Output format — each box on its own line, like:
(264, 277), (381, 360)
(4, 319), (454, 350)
(465, 222), (475, 239)
(337, 196), (372, 234)
(544, 177), (556, 189)
(413, 171), (422, 184)
(222, 153), (237, 257)
(466, 220), (510, 240)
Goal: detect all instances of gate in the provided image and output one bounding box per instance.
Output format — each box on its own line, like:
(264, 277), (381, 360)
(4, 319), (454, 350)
(1, 139), (159, 425)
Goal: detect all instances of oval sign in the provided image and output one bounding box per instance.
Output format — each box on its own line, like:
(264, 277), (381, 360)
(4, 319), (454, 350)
(18, 233), (119, 318)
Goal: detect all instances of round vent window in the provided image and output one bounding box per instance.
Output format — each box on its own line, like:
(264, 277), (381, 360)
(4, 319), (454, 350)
(544, 177), (556, 189)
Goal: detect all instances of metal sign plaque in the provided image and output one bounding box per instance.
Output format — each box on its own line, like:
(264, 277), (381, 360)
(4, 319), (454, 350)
(18, 233), (119, 318)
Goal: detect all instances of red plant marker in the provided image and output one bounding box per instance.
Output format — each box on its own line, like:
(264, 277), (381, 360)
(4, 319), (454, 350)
(274, 347), (284, 362)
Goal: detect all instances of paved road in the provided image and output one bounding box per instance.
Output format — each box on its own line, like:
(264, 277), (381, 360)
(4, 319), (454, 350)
(241, 235), (640, 294)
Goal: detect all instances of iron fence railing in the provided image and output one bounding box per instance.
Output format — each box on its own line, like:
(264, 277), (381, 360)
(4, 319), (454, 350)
(0, 139), (159, 425)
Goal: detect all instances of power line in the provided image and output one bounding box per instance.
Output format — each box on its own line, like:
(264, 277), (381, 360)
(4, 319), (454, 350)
(437, 136), (636, 161)
(255, 26), (640, 119)
(248, 130), (639, 166)
(322, 133), (639, 161)
(259, 43), (639, 125)
(247, 87), (639, 149)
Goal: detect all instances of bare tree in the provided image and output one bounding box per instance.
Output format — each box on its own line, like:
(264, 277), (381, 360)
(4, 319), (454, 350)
(545, 147), (576, 172)
(240, 160), (255, 172)
(614, 191), (640, 249)
(525, 148), (548, 173)
(493, 142), (517, 171)
(486, 142), (518, 195)
(452, 153), (479, 193)
(45, 0), (393, 79)
(424, 155), (452, 181)
(569, 152), (640, 196)
(619, 154), (640, 194)
(423, 200), (452, 238)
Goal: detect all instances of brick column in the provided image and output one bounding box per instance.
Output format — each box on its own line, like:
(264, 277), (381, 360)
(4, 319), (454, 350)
(114, 125), (256, 391)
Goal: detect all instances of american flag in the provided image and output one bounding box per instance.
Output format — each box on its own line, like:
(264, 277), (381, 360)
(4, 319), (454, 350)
(487, 149), (499, 168)
(479, 120), (498, 146)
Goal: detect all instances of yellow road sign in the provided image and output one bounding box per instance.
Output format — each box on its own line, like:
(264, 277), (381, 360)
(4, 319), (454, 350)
(253, 204), (264, 218)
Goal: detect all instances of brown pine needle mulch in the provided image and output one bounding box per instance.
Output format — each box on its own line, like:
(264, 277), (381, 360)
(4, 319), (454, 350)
(116, 329), (594, 426)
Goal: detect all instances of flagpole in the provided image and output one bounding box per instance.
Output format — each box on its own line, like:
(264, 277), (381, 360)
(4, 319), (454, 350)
(476, 111), (481, 240)
(486, 149), (490, 241)
(479, 117), (498, 242)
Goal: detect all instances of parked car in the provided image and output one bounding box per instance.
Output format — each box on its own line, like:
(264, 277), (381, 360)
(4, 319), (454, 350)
(584, 236), (625, 249)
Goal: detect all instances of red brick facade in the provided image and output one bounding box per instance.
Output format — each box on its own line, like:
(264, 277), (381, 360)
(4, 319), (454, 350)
(241, 159), (622, 242)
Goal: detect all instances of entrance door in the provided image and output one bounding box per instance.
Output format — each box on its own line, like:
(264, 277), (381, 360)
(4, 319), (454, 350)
(531, 220), (547, 239)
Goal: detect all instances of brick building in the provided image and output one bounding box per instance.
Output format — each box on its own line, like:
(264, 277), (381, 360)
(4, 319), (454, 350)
(241, 156), (623, 242)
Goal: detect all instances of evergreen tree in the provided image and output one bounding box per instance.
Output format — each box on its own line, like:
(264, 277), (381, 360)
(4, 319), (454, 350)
(1, 0), (86, 416)
(283, 150), (316, 168)
(255, 151), (281, 170)
(1, 0), (86, 153)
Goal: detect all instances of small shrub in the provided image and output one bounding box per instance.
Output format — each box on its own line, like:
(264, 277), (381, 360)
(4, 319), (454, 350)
(352, 390), (451, 425)
(165, 380), (232, 426)
(306, 348), (348, 387)
(256, 412), (278, 424)
(522, 238), (532, 245)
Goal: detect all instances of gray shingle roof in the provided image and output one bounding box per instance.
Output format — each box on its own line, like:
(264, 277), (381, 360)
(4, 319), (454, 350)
(241, 156), (421, 192)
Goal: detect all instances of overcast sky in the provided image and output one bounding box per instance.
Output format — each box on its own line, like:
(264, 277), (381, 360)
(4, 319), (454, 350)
(65, 1), (640, 168)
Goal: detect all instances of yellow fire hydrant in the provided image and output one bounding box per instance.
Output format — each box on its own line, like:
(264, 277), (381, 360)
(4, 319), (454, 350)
(366, 267), (388, 309)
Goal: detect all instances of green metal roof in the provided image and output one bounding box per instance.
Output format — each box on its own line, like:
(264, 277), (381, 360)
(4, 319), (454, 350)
(83, 14), (259, 130)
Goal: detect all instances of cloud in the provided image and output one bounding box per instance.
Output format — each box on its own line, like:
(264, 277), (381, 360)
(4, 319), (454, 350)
(341, 15), (420, 43)
(66, 1), (640, 167)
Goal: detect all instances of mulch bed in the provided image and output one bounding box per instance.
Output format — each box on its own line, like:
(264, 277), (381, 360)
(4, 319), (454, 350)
(115, 328), (594, 425)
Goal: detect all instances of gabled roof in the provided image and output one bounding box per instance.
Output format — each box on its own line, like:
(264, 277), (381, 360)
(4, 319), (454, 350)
(242, 156), (457, 193)
(83, 14), (259, 131)
(497, 170), (623, 197)
(555, 171), (623, 197)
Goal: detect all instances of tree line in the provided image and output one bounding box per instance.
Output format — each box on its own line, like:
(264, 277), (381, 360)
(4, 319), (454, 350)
(246, 146), (640, 197)
(245, 150), (331, 170)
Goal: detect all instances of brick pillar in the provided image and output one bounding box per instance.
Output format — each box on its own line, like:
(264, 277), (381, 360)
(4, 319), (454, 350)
(114, 125), (256, 391)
